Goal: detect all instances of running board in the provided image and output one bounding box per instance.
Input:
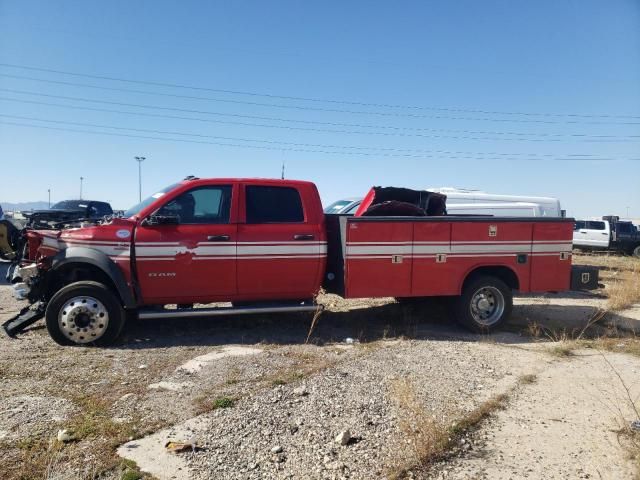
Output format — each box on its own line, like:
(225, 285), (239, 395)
(137, 304), (320, 320)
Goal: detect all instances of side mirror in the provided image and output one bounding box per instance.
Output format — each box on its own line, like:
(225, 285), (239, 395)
(143, 214), (180, 226)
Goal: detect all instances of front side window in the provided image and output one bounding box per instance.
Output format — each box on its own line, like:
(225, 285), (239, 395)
(574, 220), (586, 230)
(158, 186), (232, 224)
(246, 186), (304, 223)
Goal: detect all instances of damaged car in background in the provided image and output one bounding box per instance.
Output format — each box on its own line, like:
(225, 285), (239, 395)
(24, 199), (113, 229)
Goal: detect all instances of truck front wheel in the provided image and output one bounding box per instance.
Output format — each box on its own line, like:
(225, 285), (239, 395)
(454, 276), (513, 333)
(633, 245), (640, 259)
(45, 281), (125, 346)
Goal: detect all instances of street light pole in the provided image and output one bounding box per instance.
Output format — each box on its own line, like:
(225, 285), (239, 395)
(80, 177), (84, 200)
(134, 156), (146, 202)
(48, 189), (51, 208)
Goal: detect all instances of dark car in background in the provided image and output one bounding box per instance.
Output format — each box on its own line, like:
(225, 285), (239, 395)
(25, 200), (113, 229)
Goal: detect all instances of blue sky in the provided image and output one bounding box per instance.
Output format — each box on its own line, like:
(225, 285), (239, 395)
(1, 0), (639, 217)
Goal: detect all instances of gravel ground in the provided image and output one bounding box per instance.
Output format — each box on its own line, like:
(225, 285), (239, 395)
(157, 339), (539, 480)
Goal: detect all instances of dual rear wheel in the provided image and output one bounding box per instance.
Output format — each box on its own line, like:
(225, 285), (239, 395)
(453, 276), (513, 333)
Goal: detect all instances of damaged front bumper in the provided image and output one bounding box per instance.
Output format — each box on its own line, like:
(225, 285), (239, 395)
(2, 302), (46, 337)
(8, 262), (40, 299)
(3, 262), (49, 337)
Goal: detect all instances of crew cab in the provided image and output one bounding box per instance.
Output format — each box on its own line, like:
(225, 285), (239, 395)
(4, 177), (594, 346)
(573, 216), (640, 258)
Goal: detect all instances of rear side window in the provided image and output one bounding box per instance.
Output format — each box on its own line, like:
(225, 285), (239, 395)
(246, 186), (304, 223)
(586, 221), (606, 230)
(574, 221), (586, 230)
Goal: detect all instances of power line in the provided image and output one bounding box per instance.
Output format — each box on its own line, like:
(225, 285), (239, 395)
(0, 113), (614, 156)
(3, 97), (638, 146)
(1, 119), (637, 162)
(0, 87), (571, 125)
(2, 88), (640, 134)
(2, 74), (640, 140)
(1, 62), (639, 120)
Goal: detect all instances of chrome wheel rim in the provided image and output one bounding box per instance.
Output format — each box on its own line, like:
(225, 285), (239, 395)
(58, 296), (109, 343)
(470, 286), (505, 326)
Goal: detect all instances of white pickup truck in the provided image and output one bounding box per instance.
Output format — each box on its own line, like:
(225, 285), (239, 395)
(573, 217), (640, 257)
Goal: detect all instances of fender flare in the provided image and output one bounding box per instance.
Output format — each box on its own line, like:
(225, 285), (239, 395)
(50, 246), (136, 308)
(457, 264), (521, 294)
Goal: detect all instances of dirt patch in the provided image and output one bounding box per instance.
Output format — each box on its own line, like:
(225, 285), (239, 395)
(175, 346), (263, 373)
(433, 349), (640, 479)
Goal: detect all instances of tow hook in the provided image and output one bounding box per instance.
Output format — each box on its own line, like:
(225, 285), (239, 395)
(2, 302), (46, 338)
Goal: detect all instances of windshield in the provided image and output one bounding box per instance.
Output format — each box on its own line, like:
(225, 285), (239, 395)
(123, 183), (180, 218)
(51, 200), (88, 210)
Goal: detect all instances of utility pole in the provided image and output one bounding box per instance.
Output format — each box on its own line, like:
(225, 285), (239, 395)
(48, 189), (51, 208)
(281, 161), (285, 180)
(135, 156), (146, 202)
(80, 177), (84, 199)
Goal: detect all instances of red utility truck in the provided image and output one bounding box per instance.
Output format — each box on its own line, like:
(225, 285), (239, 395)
(3, 177), (595, 346)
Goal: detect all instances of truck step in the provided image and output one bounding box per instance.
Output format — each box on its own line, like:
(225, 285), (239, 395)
(137, 303), (321, 320)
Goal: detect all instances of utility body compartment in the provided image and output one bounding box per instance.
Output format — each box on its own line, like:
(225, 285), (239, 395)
(325, 215), (575, 298)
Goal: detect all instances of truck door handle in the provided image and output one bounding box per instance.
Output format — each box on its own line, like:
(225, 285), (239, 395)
(207, 235), (230, 241)
(294, 234), (315, 241)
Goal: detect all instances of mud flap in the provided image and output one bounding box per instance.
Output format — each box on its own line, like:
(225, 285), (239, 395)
(2, 302), (46, 337)
(570, 265), (600, 290)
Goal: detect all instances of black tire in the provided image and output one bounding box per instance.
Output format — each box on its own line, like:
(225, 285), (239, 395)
(633, 245), (640, 259)
(454, 276), (513, 333)
(45, 281), (126, 346)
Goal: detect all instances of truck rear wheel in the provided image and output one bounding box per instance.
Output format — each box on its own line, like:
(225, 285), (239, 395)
(454, 276), (512, 333)
(45, 281), (125, 346)
(633, 245), (640, 259)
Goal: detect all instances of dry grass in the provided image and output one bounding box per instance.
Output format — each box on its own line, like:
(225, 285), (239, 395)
(193, 394), (238, 414)
(523, 255), (640, 354)
(591, 349), (640, 479)
(581, 336), (640, 358)
(548, 341), (577, 357)
(387, 378), (510, 479)
(262, 352), (335, 386)
(387, 379), (450, 479)
(518, 373), (537, 384)
(607, 264), (640, 311)
(573, 253), (640, 312)
(0, 393), (155, 480)
(449, 392), (509, 437)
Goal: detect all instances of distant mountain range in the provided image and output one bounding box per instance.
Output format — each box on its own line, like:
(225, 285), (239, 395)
(0, 201), (49, 212)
